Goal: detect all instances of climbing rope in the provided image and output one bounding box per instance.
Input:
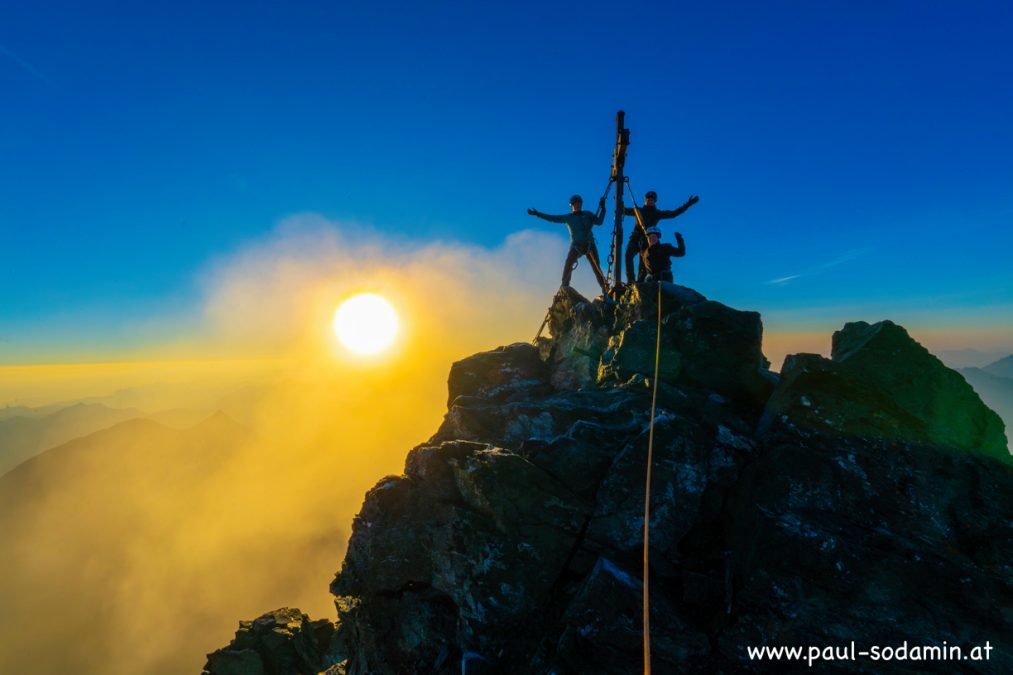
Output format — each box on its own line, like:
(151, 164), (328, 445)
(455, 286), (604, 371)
(628, 173), (664, 674)
(535, 170), (669, 675)
(625, 176), (651, 239)
(643, 278), (662, 675)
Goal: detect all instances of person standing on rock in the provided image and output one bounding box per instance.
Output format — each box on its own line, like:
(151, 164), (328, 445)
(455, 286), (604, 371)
(527, 194), (609, 294)
(624, 191), (698, 284)
(641, 226), (685, 283)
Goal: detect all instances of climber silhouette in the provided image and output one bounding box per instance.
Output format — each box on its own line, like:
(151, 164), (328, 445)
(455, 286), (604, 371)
(625, 191), (698, 284)
(641, 227), (685, 283)
(528, 194), (609, 294)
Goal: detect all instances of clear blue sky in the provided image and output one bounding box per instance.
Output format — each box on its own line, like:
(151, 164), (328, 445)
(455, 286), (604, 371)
(2, 0), (1012, 361)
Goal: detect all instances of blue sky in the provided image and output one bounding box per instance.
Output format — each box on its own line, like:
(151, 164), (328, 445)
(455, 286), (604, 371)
(2, 0), (1012, 362)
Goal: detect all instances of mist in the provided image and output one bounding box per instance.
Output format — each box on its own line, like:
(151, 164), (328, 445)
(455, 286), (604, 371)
(0, 218), (575, 674)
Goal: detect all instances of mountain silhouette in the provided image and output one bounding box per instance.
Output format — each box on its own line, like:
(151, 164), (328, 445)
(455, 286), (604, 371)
(0, 402), (145, 476)
(206, 284), (1012, 674)
(0, 413), (253, 675)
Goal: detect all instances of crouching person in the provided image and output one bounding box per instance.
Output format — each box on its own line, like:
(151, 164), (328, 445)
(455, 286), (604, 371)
(641, 227), (685, 283)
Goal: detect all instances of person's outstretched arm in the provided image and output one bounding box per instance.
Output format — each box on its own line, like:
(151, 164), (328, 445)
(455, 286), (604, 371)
(658, 195), (700, 220)
(672, 232), (686, 257)
(527, 208), (567, 223)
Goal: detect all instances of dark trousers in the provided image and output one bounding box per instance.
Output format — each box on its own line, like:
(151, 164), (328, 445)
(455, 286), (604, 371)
(624, 232), (648, 283)
(562, 239), (607, 292)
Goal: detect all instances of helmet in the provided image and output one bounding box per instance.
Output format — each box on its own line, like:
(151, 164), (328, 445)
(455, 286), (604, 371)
(569, 194), (583, 205)
(646, 226), (661, 238)
(645, 190), (657, 200)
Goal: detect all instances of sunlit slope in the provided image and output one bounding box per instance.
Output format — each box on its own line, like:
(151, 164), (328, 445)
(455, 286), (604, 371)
(0, 402), (144, 476)
(0, 413), (338, 675)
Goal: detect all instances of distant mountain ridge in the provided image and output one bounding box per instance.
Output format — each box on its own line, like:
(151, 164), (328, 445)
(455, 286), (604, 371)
(0, 411), (255, 675)
(0, 397), (246, 477)
(984, 354), (1013, 379)
(0, 402), (144, 476)
(935, 348), (1011, 369)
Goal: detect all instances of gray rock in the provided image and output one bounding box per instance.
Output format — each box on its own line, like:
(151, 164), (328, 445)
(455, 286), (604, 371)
(447, 342), (551, 407)
(762, 321), (1010, 463)
(203, 608), (338, 675)
(596, 287), (773, 408)
(541, 287), (614, 390)
(208, 290), (1013, 675)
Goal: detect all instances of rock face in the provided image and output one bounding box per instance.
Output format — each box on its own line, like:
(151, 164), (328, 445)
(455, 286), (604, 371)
(203, 608), (341, 675)
(206, 285), (1013, 675)
(763, 320), (1010, 464)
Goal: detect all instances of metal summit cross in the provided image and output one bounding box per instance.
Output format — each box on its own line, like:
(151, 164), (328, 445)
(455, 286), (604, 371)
(608, 111), (630, 289)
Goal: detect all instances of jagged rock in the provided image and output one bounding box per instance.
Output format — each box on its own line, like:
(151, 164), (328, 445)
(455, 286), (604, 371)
(763, 321), (1010, 463)
(447, 343), (551, 407)
(583, 413), (749, 579)
(538, 284), (773, 407)
(723, 428), (1013, 671)
(210, 288), (1013, 674)
(761, 352), (929, 442)
(331, 441), (591, 673)
(552, 557), (709, 673)
(432, 387), (646, 450)
(539, 286), (614, 390)
(614, 281), (707, 327)
(203, 607), (340, 675)
(597, 319), (684, 384)
(596, 285), (774, 408)
(833, 321), (1008, 460)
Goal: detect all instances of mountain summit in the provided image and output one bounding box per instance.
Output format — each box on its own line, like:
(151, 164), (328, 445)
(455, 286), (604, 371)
(205, 284), (1011, 674)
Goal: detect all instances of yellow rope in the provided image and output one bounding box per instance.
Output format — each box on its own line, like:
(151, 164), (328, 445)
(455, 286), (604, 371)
(542, 175), (661, 673)
(624, 175), (658, 674)
(643, 279), (662, 675)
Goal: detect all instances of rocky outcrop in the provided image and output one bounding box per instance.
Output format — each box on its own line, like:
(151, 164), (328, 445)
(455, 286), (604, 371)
(206, 285), (1012, 674)
(598, 284), (775, 409)
(762, 320), (1010, 463)
(535, 284), (774, 408)
(203, 608), (341, 675)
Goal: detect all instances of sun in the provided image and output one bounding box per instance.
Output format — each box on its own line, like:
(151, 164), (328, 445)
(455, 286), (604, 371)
(332, 293), (400, 356)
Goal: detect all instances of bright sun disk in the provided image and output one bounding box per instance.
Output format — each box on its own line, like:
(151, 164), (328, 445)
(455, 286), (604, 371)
(332, 293), (399, 356)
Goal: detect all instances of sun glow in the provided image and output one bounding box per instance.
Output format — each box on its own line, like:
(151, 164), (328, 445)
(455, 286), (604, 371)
(332, 293), (400, 356)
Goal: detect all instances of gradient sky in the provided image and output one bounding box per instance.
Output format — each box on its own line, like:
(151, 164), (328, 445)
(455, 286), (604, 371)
(3, 0), (1012, 363)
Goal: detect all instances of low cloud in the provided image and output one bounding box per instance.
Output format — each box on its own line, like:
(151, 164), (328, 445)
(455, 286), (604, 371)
(1, 216), (603, 674)
(196, 214), (593, 357)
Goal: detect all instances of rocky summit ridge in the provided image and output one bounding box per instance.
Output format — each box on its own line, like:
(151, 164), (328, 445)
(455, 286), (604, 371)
(205, 284), (1012, 674)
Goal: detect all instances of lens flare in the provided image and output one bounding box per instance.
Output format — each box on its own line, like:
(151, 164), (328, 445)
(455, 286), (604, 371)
(332, 293), (399, 355)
